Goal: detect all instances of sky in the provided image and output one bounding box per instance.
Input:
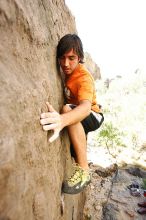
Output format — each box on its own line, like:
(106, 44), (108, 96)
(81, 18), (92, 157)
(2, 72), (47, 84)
(65, 0), (146, 78)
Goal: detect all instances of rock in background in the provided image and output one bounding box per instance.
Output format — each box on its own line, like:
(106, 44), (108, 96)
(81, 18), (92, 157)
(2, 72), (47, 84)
(84, 52), (101, 80)
(0, 1), (85, 219)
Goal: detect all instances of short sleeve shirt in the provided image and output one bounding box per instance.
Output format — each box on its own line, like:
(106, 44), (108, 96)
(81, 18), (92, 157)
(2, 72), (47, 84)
(64, 64), (101, 113)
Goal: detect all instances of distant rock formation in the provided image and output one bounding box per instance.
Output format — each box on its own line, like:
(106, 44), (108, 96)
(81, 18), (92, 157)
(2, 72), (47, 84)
(84, 52), (101, 80)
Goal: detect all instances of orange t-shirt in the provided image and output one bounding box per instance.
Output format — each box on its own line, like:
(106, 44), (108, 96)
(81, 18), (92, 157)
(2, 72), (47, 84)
(64, 63), (101, 113)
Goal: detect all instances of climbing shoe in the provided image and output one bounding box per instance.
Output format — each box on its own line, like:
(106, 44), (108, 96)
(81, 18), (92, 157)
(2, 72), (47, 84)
(62, 164), (91, 194)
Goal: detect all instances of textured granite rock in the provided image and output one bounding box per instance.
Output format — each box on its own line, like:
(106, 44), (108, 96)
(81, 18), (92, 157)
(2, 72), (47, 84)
(0, 0), (85, 219)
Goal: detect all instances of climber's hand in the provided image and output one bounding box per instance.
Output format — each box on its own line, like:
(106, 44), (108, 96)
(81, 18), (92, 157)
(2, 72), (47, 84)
(40, 102), (62, 143)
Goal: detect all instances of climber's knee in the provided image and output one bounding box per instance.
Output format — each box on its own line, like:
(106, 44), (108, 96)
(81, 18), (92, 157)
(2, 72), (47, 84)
(61, 104), (72, 113)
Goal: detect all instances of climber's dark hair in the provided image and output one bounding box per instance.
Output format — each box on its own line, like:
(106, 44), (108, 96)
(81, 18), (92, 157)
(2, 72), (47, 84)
(57, 34), (84, 63)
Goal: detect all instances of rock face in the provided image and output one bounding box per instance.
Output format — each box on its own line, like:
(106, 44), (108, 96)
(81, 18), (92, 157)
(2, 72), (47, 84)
(84, 52), (101, 80)
(0, 1), (85, 219)
(83, 164), (146, 220)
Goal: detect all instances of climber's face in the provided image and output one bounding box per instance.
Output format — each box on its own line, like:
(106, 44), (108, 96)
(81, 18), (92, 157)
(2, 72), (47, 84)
(59, 49), (80, 75)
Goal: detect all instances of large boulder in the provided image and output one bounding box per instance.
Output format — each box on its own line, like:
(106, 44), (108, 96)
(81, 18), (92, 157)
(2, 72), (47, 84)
(0, 1), (85, 219)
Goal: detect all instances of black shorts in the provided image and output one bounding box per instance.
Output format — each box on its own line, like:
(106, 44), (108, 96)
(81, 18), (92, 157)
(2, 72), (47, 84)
(69, 104), (104, 135)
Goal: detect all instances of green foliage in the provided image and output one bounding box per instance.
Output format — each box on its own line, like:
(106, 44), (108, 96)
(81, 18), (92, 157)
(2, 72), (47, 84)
(142, 178), (146, 190)
(93, 71), (146, 162)
(131, 133), (139, 149)
(96, 122), (125, 156)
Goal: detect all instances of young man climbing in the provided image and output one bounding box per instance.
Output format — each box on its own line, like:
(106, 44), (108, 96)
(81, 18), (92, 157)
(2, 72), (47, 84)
(40, 34), (104, 194)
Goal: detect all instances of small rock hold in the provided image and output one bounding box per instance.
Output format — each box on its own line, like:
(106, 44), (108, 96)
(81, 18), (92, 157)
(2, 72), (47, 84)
(125, 209), (135, 217)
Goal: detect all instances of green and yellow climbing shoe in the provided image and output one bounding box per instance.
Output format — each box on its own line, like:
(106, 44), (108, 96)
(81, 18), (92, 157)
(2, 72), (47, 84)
(62, 164), (91, 194)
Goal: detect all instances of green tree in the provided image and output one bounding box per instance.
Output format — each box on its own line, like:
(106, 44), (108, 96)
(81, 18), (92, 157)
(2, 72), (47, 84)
(97, 122), (125, 157)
